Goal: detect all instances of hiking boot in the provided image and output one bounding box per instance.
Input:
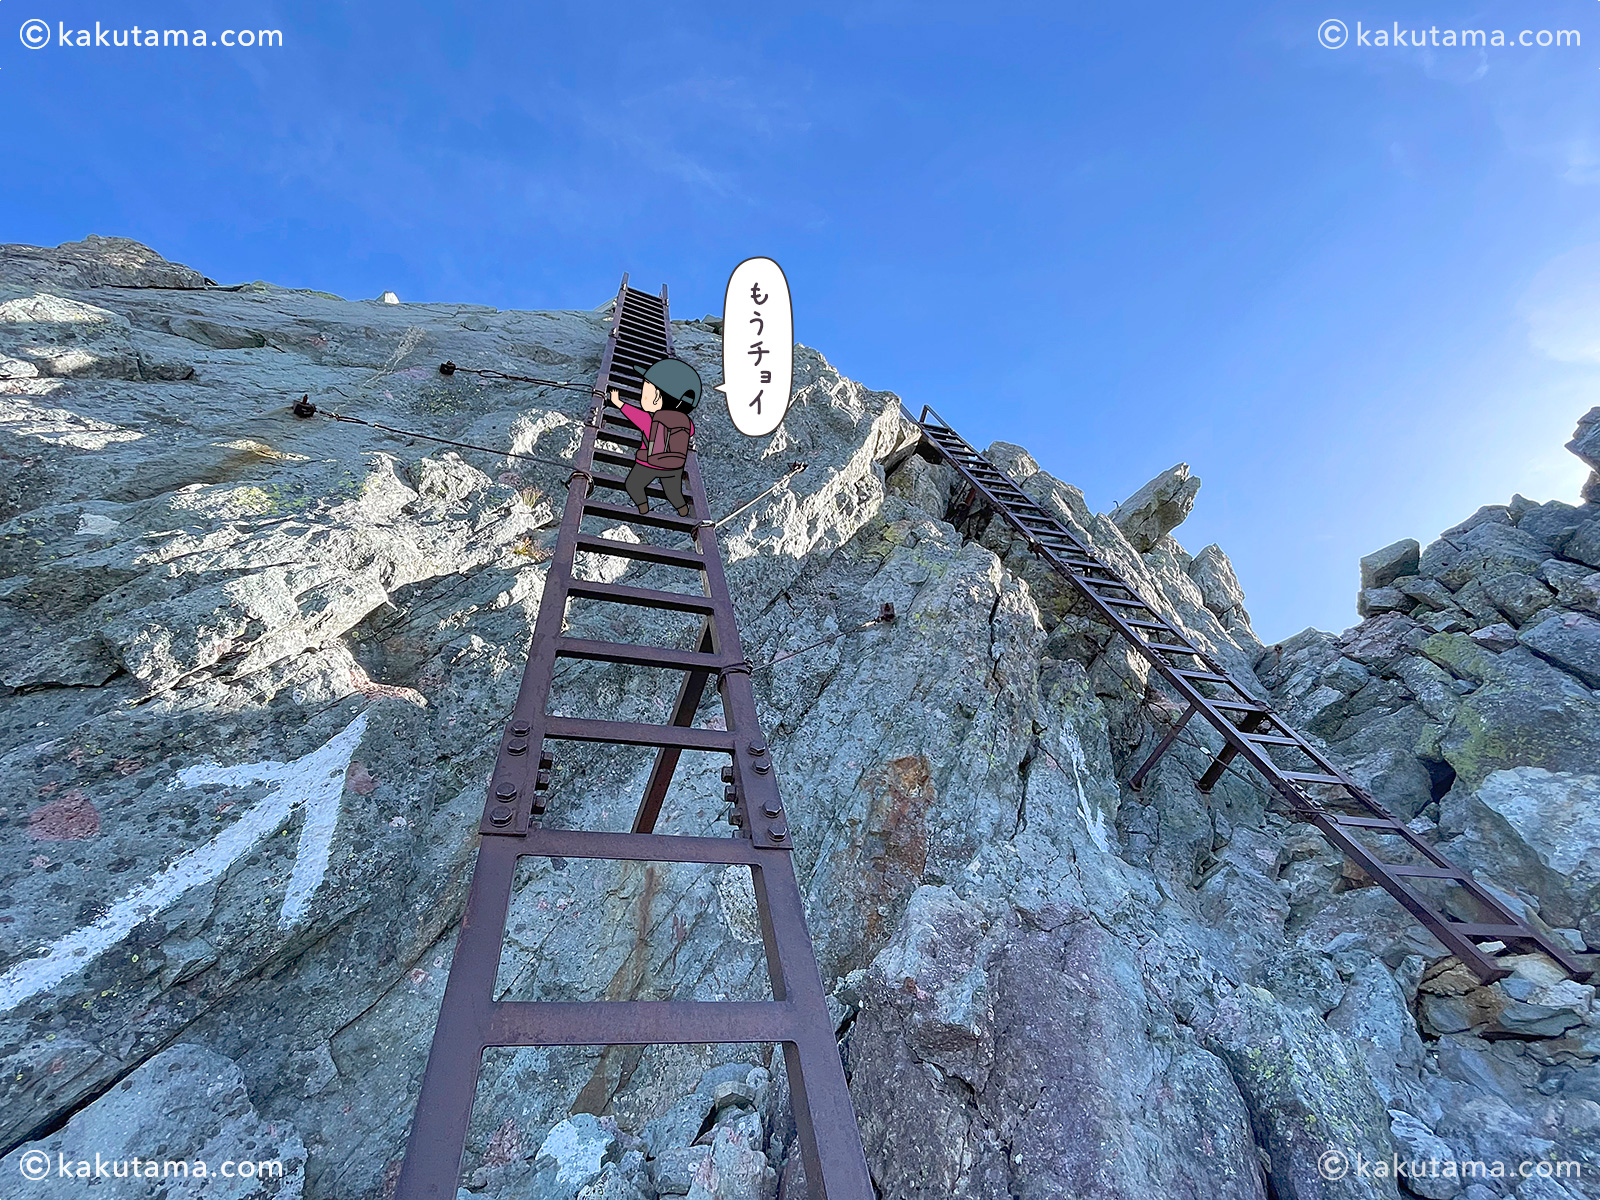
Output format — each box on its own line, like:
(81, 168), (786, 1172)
(676, 505), (691, 517)
(635, 502), (650, 515)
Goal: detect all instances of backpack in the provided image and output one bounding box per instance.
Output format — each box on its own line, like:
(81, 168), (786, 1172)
(647, 410), (693, 469)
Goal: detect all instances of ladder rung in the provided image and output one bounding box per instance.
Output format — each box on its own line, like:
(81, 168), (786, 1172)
(615, 325), (665, 342)
(1175, 669), (1232, 683)
(1146, 641), (1202, 655)
(595, 427), (643, 449)
(565, 581), (715, 614)
(610, 351), (660, 370)
(524, 827), (765, 866)
(1206, 699), (1269, 713)
(1446, 923), (1529, 940)
(1331, 815), (1399, 829)
(543, 716), (735, 752)
(1096, 595), (1152, 609)
(486, 999), (799, 1048)
(1386, 863), (1468, 880)
(615, 326), (664, 343)
(556, 638), (725, 672)
(594, 448), (643, 469)
(1246, 733), (1304, 747)
(581, 501), (700, 532)
(573, 535), (704, 570)
(1284, 771), (1345, 786)
(587, 473), (676, 500)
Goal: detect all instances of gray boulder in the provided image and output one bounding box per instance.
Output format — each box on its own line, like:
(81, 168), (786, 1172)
(1327, 961), (1425, 1104)
(1341, 614), (1428, 671)
(1420, 634), (1600, 790)
(532, 1114), (621, 1197)
(1568, 406), (1600, 475)
(1541, 561), (1600, 616)
(0, 234), (210, 292)
(1468, 623), (1519, 653)
(1362, 539), (1421, 591)
(1399, 576), (1457, 612)
(1480, 571), (1555, 626)
(1189, 542), (1248, 620)
(1201, 985), (1399, 1200)
(1358, 587), (1410, 619)
(1439, 767), (1600, 929)
(1564, 513), (1600, 571)
(1386, 1110), (1462, 1199)
(847, 894), (1267, 1200)
(1519, 502), (1589, 552)
(0, 1043), (306, 1197)
(1109, 462), (1200, 553)
(1519, 610), (1600, 689)
(1420, 522), (1549, 592)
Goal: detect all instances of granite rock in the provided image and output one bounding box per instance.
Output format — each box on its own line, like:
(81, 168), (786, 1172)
(1109, 462), (1200, 553)
(0, 1043), (306, 1198)
(1362, 539), (1421, 591)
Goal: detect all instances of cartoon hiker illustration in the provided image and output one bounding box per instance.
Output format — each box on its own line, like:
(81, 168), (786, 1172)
(608, 357), (701, 517)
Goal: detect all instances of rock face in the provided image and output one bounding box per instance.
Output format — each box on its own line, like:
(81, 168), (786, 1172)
(1108, 462), (1200, 552)
(2, 236), (1599, 1200)
(1569, 407), (1600, 505)
(0, 1042), (307, 1197)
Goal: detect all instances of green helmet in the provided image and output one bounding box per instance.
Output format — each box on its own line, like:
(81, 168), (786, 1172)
(643, 357), (702, 410)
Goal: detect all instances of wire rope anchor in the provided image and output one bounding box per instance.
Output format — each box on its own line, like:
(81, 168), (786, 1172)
(292, 395), (318, 419)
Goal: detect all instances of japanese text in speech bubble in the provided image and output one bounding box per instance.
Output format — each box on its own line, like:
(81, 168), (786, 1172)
(715, 257), (792, 437)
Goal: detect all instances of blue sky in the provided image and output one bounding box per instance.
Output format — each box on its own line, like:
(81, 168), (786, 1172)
(5, 0), (1597, 640)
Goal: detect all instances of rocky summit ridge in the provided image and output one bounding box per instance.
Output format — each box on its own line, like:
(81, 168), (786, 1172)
(2, 236), (1600, 1200)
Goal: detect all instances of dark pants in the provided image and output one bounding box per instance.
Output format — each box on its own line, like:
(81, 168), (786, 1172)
(624, 463), (688, 513)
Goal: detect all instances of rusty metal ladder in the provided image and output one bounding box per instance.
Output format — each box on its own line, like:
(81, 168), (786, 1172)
(396, 278), (873, 1200)
(913, 405), (1588, 983)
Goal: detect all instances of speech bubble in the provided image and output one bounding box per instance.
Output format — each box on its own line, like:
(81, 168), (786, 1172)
(714, 257), (793, 437)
